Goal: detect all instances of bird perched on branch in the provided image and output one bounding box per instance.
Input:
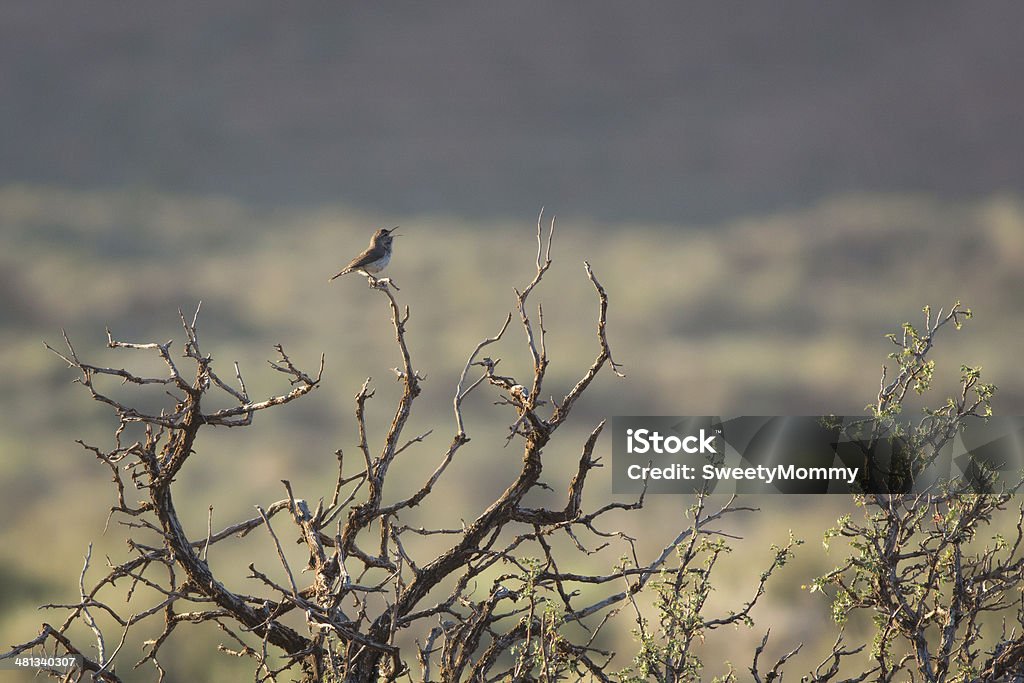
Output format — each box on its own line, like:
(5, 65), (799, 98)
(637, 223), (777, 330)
(329, 227), (400, 286)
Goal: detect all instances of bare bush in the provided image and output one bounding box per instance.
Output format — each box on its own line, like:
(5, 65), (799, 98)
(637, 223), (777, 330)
(4, 218), (1021, 683)
(1, 217), (763, 681)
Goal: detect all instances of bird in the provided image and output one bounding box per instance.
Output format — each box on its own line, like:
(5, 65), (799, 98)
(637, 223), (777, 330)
(329, 227), (400, 283)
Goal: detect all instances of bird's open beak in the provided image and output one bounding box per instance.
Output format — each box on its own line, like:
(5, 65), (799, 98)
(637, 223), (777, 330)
(391, 226), (402, 237)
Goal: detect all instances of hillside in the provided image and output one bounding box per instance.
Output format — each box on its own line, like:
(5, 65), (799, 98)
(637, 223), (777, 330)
(2, 4), (1023, 221)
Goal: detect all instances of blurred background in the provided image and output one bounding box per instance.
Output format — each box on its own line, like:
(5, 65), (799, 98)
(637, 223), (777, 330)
(2, 3), (1023, 680)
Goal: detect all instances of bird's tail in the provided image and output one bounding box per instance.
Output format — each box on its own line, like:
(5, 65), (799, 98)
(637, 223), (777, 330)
(328, 267), (352, 282)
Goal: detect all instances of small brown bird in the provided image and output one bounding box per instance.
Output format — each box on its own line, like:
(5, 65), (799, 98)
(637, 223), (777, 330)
(329, 227), (400, 282)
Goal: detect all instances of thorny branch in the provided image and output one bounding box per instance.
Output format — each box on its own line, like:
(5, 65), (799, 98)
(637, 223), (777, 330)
(15, 303), (326, 680)
(5, 215), (679, 682)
